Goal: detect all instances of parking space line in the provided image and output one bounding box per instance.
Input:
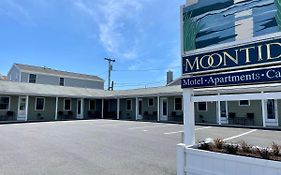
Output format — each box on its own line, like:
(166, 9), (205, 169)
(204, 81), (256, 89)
(128, 124), (165, 130)
(223, 129), (257, 141)
(163, 126), (211, 135)
(164, 131), (183, 135)
(100, 122), (142, 127)
(195, 126), (211, 131)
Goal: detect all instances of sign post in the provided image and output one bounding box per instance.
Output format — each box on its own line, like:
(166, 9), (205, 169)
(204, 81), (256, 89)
(179, 0), (281, 174)
(183, 88), (195, 145)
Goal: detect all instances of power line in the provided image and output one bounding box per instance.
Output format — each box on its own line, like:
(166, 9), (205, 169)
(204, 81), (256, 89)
(96, 70), (108, 77)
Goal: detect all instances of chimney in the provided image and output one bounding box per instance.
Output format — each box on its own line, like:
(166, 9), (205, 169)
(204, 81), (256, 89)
(167, 71), (173, 85)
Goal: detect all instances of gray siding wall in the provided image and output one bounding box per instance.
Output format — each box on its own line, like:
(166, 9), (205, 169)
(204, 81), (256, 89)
(195, 102), (217, 124)
(228, 100), (263, 126)
(21, 72), (29, 82)
(84, 99), (102, 118)
(57, 98), (78, 119)
(65, 77), (104, 89)
(8, 66), (20, 82)
(27, 96), (56, 121)
(168, 96), (183, 116)
(0, 95), (18, 120)
(120, 98), (136, 120)
(95, 99), (102, 113)
(142, 97), (158, 115)
(71, 99), (77, 117)
(26, 73), (59, 85)
(21, 72), (104, 89)
(108, 99), (117, 113)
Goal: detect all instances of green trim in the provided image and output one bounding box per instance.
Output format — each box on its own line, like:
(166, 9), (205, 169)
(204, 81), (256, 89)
(183, 12), (200, 52)
(275, 0), (281, 31)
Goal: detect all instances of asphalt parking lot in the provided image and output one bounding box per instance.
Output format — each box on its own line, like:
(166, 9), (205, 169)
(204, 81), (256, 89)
(0, 120), (280, 175)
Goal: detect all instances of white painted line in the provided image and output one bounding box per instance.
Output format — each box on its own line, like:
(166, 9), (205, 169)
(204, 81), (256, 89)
(100, 124), (118, 127)
(224, 129), (257, 141)
(164, 131), (183, 135)
(143, 130), (148, 132)
(195, 126), (211, 131)
(128, 124), (166, 130)
(163, 126), (211, 135)
(100, 123), (138, 127)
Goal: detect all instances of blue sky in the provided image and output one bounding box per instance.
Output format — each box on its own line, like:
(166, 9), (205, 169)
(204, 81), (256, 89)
(0, 0), (185, 89)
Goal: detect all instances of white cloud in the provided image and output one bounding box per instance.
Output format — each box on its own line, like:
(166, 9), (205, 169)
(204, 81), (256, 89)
(73, 0), (96, 18)
(73, 0), (145, 60)
(0, 0), (33, 25)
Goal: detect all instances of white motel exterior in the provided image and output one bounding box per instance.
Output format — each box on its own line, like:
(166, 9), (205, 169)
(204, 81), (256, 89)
(1, 72), (281, 129)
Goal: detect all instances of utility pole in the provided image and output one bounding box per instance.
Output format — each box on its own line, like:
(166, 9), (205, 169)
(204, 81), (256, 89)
(104, 58), (115, 90)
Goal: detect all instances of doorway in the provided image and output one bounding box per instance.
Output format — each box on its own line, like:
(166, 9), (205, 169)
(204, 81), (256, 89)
(17, 96), (27, 121)
(265, 99), (278, 126)
(77, 99), (83, 119)
(160, 98), (168, 121)
(220, 101), (228, 124)
(138, 99), (143, 120)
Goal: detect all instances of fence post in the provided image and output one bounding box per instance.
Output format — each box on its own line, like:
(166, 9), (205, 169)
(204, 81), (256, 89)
(177, 143), (186, 175)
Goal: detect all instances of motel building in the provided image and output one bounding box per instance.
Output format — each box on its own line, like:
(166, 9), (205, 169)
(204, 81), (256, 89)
(0, 63), (280, 129)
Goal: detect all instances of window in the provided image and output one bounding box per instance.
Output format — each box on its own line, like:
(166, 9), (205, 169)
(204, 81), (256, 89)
(35, 98), (45, 111)
(148, 98), (154, 107)
(239, 100), (250, 106)
(29, 74), (36, 83)
(0, 97), (10, 110)
(89, 100), (96, 110)
(174, 98), (182, 111)
(126, 99), (132, 111)
(64, 99), (71, 111)
(198, 102), (207, 111)
(59, 77), (65, 86)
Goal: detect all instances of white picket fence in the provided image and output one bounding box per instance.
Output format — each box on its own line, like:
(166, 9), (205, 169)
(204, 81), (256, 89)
(177, 143), (281, 175)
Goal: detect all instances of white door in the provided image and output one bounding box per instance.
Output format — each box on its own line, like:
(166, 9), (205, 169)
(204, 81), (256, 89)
(17, 97), (27, 121)
(160, 98), (168, 121)
(220, 101), (228, 124)
(76, 99), (83, 119)
(138, 99), (143, 120)
(265, 99), (278, 127)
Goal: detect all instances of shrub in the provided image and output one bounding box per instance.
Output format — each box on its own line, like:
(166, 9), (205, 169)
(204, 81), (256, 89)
(225, 144), (238, 155)
(198, 142), (211, 151)
(272, 142), (280, 156)
(197, 140), (281, 161)
(256, 148), (270, 159)
(240, 141), (252, 153)
(214, 138), (224, 149)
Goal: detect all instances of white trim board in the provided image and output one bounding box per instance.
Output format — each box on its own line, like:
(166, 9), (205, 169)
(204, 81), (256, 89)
(192, 92), (281, 102)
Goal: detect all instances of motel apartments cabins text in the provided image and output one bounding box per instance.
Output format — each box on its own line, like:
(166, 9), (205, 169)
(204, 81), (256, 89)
(0, 63), (280, 129)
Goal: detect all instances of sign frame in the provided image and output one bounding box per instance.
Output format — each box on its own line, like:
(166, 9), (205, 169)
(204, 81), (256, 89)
(182, 33), (281, 76)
